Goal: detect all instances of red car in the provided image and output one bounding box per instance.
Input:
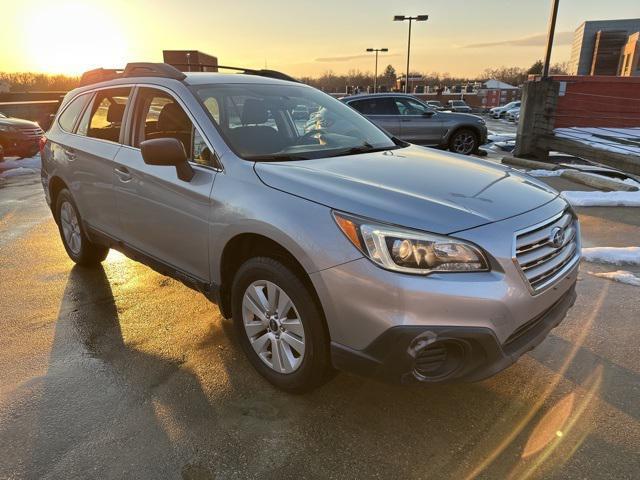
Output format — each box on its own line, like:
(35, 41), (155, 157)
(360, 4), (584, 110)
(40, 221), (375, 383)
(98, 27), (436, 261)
(0, 112), (44, 160)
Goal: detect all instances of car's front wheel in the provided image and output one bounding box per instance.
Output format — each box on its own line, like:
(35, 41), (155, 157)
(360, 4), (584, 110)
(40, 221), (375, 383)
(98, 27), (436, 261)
(449, 129), (479, 155)
(55, 189), (109, 266)
(231, 257), (330, 393)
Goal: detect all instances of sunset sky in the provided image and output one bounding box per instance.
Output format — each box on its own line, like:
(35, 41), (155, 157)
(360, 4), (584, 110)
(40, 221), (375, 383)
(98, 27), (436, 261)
(2, 0), (639, 77)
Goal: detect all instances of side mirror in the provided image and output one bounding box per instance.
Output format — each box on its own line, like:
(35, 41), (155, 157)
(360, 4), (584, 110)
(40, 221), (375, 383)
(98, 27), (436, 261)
(423, 110), (435, 117)
(140, 138), (194, 182)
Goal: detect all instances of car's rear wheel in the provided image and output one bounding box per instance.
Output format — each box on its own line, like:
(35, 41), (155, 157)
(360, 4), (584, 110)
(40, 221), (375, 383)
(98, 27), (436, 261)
(55, 189), (109, 266)
(231, 257), (330, 393)
(449, 129), (478, 155)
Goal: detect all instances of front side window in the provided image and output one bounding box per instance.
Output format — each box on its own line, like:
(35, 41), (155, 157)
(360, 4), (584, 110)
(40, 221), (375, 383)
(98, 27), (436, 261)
(133, 87), (214, 167)
(58, 94), (90, 133)
(394, 97), (431, 115)
(195, 84), (398, 161)
(85, 88), (131, 142)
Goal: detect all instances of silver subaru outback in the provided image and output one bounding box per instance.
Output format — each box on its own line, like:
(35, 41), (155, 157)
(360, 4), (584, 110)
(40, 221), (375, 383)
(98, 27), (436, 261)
(41, 63), (580, 392)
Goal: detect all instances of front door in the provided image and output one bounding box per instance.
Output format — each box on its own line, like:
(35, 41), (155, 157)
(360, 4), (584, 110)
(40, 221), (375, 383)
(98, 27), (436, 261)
(393, 97), (443, 145)
(113, 87), (217, 282)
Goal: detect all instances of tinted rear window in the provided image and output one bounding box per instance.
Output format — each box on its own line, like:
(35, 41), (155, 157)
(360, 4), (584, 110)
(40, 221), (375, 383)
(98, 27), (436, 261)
(349, 98), (398, 115)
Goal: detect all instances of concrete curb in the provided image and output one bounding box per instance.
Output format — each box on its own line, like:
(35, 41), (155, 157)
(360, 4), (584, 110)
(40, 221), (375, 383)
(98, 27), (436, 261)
(560, 170), (639, 192)
(501, 156), (561, 170)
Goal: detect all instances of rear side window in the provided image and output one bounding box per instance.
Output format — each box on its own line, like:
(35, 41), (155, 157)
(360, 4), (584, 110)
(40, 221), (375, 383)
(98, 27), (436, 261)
(85, 88), (131, 143)
(349, 98), (398, 115)
(58, 94), (90, 133)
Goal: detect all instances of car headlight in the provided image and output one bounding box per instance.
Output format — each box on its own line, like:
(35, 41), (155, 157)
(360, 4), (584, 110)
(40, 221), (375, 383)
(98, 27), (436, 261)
(0, 125), (17, 132)
(333, 212), (489, 274)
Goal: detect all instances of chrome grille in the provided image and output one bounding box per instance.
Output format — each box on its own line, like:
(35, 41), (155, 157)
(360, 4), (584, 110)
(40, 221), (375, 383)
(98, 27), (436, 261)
(514, 210), (580, 293)
(18, 126), (44, 138)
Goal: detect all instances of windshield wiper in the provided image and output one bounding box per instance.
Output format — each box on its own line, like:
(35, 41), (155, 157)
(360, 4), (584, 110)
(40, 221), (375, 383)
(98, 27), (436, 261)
(245, 153), (311, 162)
(324, 143), (399, 158)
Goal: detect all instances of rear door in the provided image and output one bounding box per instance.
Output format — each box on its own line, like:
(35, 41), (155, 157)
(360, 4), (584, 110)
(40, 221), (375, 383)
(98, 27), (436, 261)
(347, 98), (401, 136)
(59, 87), (132, 233)
(112, 86), (217, 281)
(393, 97), (443, 145)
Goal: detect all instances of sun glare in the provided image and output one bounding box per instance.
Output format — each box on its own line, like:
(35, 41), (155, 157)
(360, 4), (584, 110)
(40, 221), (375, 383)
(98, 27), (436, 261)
(25, 2), (128, 75)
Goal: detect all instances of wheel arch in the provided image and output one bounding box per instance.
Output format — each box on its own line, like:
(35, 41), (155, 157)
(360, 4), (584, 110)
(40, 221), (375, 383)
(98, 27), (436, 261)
(48, 176), (69, 221)
(217, 232), (325, 323)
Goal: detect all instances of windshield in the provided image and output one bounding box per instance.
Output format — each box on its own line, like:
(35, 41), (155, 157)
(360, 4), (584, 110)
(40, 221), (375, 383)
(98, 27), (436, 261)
(194, 83), (398, 161)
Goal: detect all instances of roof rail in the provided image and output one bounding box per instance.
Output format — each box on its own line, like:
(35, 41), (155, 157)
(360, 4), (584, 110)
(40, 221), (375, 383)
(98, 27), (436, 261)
(123, 62), (187, 81)
(78, 63), (187, 87)
(217, 65), (300, 83)
(79, 68), (123, 87)
(79, 62), (296, 87)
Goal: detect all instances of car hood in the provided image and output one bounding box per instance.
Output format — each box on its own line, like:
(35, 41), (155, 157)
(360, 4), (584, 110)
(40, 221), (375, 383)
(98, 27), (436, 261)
(0, 117), (39, 128)
(254, 145), (559, 234)
(437, 111), (483, 122)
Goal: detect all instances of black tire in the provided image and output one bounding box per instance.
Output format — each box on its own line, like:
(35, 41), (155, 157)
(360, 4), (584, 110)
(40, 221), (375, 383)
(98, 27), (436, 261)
(231, 257), (330, 393)
(449, 129), (479, 155)
(55, 189), (109, 266)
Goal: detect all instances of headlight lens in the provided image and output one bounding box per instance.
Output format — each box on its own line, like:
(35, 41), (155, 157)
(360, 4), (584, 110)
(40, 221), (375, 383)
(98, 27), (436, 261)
(0, 125), (16, 132)
(333, 212), (489, 274)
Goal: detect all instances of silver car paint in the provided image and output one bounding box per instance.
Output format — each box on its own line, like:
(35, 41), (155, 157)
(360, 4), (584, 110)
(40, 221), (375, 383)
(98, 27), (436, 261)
(311, 196), (579, 350)
(42, 73), (577, 357)
(255, 145), (559, 234)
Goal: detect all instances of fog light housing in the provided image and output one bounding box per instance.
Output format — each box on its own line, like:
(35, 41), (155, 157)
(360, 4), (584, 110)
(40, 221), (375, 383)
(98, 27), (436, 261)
(413, 340), (467, 380)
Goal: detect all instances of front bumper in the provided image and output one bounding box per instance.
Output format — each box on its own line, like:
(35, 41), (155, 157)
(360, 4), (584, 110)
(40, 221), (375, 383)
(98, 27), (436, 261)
(310, 197), (579, 383)
(330, 283), (576, 384)
(1, 133), (40, 156)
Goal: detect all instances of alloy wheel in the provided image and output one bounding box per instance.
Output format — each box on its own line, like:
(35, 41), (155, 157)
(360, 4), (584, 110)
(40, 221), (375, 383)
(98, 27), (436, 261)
(60, 201), (82, 254)
(242, 280), (306, 374)
(452, 132), (476, 154)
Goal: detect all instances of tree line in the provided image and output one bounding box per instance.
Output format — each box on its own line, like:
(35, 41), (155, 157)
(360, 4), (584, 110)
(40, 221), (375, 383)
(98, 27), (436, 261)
(0, 60), (569, 93)
(0, 72), (80, 92)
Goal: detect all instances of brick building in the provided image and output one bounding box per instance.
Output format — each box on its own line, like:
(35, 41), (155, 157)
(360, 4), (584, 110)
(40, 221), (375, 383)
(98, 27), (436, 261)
(477, 79), (520, 108)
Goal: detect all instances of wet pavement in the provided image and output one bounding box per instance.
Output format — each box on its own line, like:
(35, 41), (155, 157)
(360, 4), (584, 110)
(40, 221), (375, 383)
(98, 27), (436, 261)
(1, 174), (639, 479)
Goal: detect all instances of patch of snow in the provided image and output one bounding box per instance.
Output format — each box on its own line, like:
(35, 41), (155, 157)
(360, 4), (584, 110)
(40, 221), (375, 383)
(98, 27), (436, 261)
(0, 153), (41, 171)
(588, 270), (640, 287)
(561, 190), (640, 207)
(582, 247), (640, 265)
(0, 167), (38, 178)
(527, 169), (565, 177)
(554, 127), (640, 156)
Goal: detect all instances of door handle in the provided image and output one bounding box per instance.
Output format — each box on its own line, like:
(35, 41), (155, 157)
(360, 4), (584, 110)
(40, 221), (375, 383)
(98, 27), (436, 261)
(65, 148), (77, 161)
(114, 167), (132, 182)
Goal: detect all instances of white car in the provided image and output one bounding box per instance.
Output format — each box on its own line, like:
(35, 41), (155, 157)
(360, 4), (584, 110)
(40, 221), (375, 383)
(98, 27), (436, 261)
(506, 107), (520, 122)
(490, 101), (520, 119)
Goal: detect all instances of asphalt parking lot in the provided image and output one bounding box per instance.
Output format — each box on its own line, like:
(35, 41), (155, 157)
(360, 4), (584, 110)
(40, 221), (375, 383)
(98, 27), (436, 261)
(1, 173), (639, 479)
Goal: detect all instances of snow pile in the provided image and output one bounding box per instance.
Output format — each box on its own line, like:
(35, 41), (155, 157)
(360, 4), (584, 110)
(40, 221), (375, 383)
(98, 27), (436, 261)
(582, 247), (640, 265)
(555, 127), (640, 156)
(588, 270), (640, 287)
(1, 167), (38, 178)
(0, 153), (41, 178)
(527, 169), (565, 177)
(561, 190), (640, 207)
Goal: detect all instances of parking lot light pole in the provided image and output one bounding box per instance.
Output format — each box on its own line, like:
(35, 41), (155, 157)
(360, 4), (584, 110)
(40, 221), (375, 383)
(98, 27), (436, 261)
(366, 48), (388, 93)
(542, 0), (560, 78)
(394, 15), (428, 93)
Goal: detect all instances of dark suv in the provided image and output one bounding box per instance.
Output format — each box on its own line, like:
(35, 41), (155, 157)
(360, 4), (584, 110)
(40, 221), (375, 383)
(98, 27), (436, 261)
(341, 94), (486, 155)
(0, 112), (44, 160)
